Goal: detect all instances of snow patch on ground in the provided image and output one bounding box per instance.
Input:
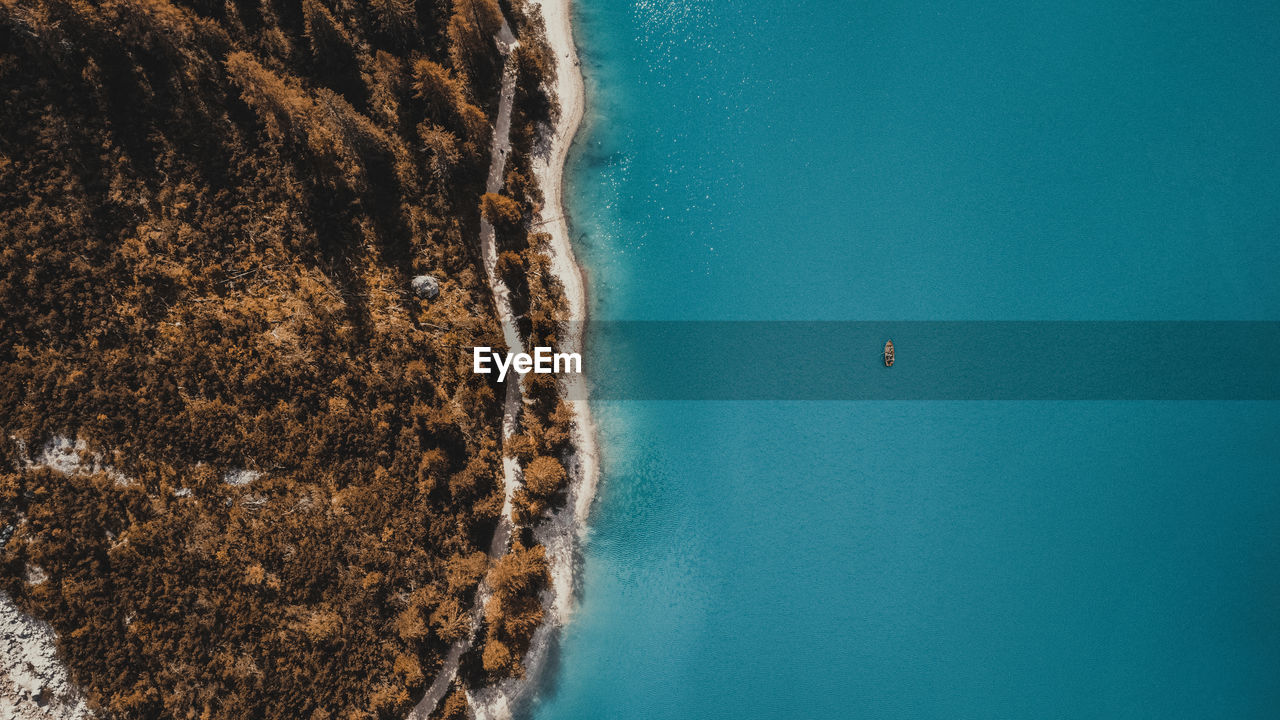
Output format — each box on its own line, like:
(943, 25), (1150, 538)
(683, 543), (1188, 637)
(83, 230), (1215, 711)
(0, 593), (92, 720)
(222, 468), (262, 486)
(13, 435), (130, 487)
(23, 565), (48, 586)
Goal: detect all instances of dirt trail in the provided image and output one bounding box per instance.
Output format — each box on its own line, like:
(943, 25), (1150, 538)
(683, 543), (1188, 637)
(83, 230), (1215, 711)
(407, 18), (525, 720)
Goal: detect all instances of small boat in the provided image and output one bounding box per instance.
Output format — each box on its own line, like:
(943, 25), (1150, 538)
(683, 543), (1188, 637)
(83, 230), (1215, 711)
(884, 340), (894, 367)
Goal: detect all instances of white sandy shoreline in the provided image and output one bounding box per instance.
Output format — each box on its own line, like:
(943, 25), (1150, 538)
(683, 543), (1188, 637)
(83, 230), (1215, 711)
(466, 0), (598, 718)
(533, 0), (589, 334)
(530, 0), (596, 525)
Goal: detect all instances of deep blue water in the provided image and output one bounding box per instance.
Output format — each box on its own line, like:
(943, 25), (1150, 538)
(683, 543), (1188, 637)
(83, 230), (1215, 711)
(534, 1), (1280, 718)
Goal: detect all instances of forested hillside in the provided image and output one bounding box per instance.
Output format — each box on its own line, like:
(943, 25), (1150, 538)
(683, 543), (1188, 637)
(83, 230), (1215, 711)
(0, 0), (567, 717)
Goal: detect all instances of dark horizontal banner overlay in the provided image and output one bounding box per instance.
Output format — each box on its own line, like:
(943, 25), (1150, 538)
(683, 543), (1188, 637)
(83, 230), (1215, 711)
(573, 322), (1280, 400)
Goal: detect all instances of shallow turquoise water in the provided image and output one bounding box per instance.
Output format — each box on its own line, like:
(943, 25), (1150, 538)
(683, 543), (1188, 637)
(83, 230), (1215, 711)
(535, 1), (1280, 718)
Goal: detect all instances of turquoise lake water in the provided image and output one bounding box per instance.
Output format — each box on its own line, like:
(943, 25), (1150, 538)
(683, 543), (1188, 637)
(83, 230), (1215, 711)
(535, 1), (1280, 718)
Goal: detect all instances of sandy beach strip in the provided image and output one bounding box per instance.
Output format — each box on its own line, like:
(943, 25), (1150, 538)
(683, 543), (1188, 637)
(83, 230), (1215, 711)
(465, 1), (600, 717)
(414, 3), (598, 718)
(529, 0), (598, 528)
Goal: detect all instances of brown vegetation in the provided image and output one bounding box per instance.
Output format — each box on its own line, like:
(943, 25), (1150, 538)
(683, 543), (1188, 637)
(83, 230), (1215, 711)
(479, 540), (547, 678)
(0, 0), (568, 718)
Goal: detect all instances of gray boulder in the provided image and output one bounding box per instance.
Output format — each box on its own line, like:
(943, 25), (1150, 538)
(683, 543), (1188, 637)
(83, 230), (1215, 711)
(411, 274), (440, 300)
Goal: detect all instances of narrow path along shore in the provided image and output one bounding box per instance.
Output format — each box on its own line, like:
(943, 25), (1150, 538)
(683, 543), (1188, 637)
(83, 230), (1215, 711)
(412, 1), (598, 718)
(467, 0), (598, 714)
(407, 18), (525, 720)
(409, 4), (593, 712)
(479, 20), (527, 562)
